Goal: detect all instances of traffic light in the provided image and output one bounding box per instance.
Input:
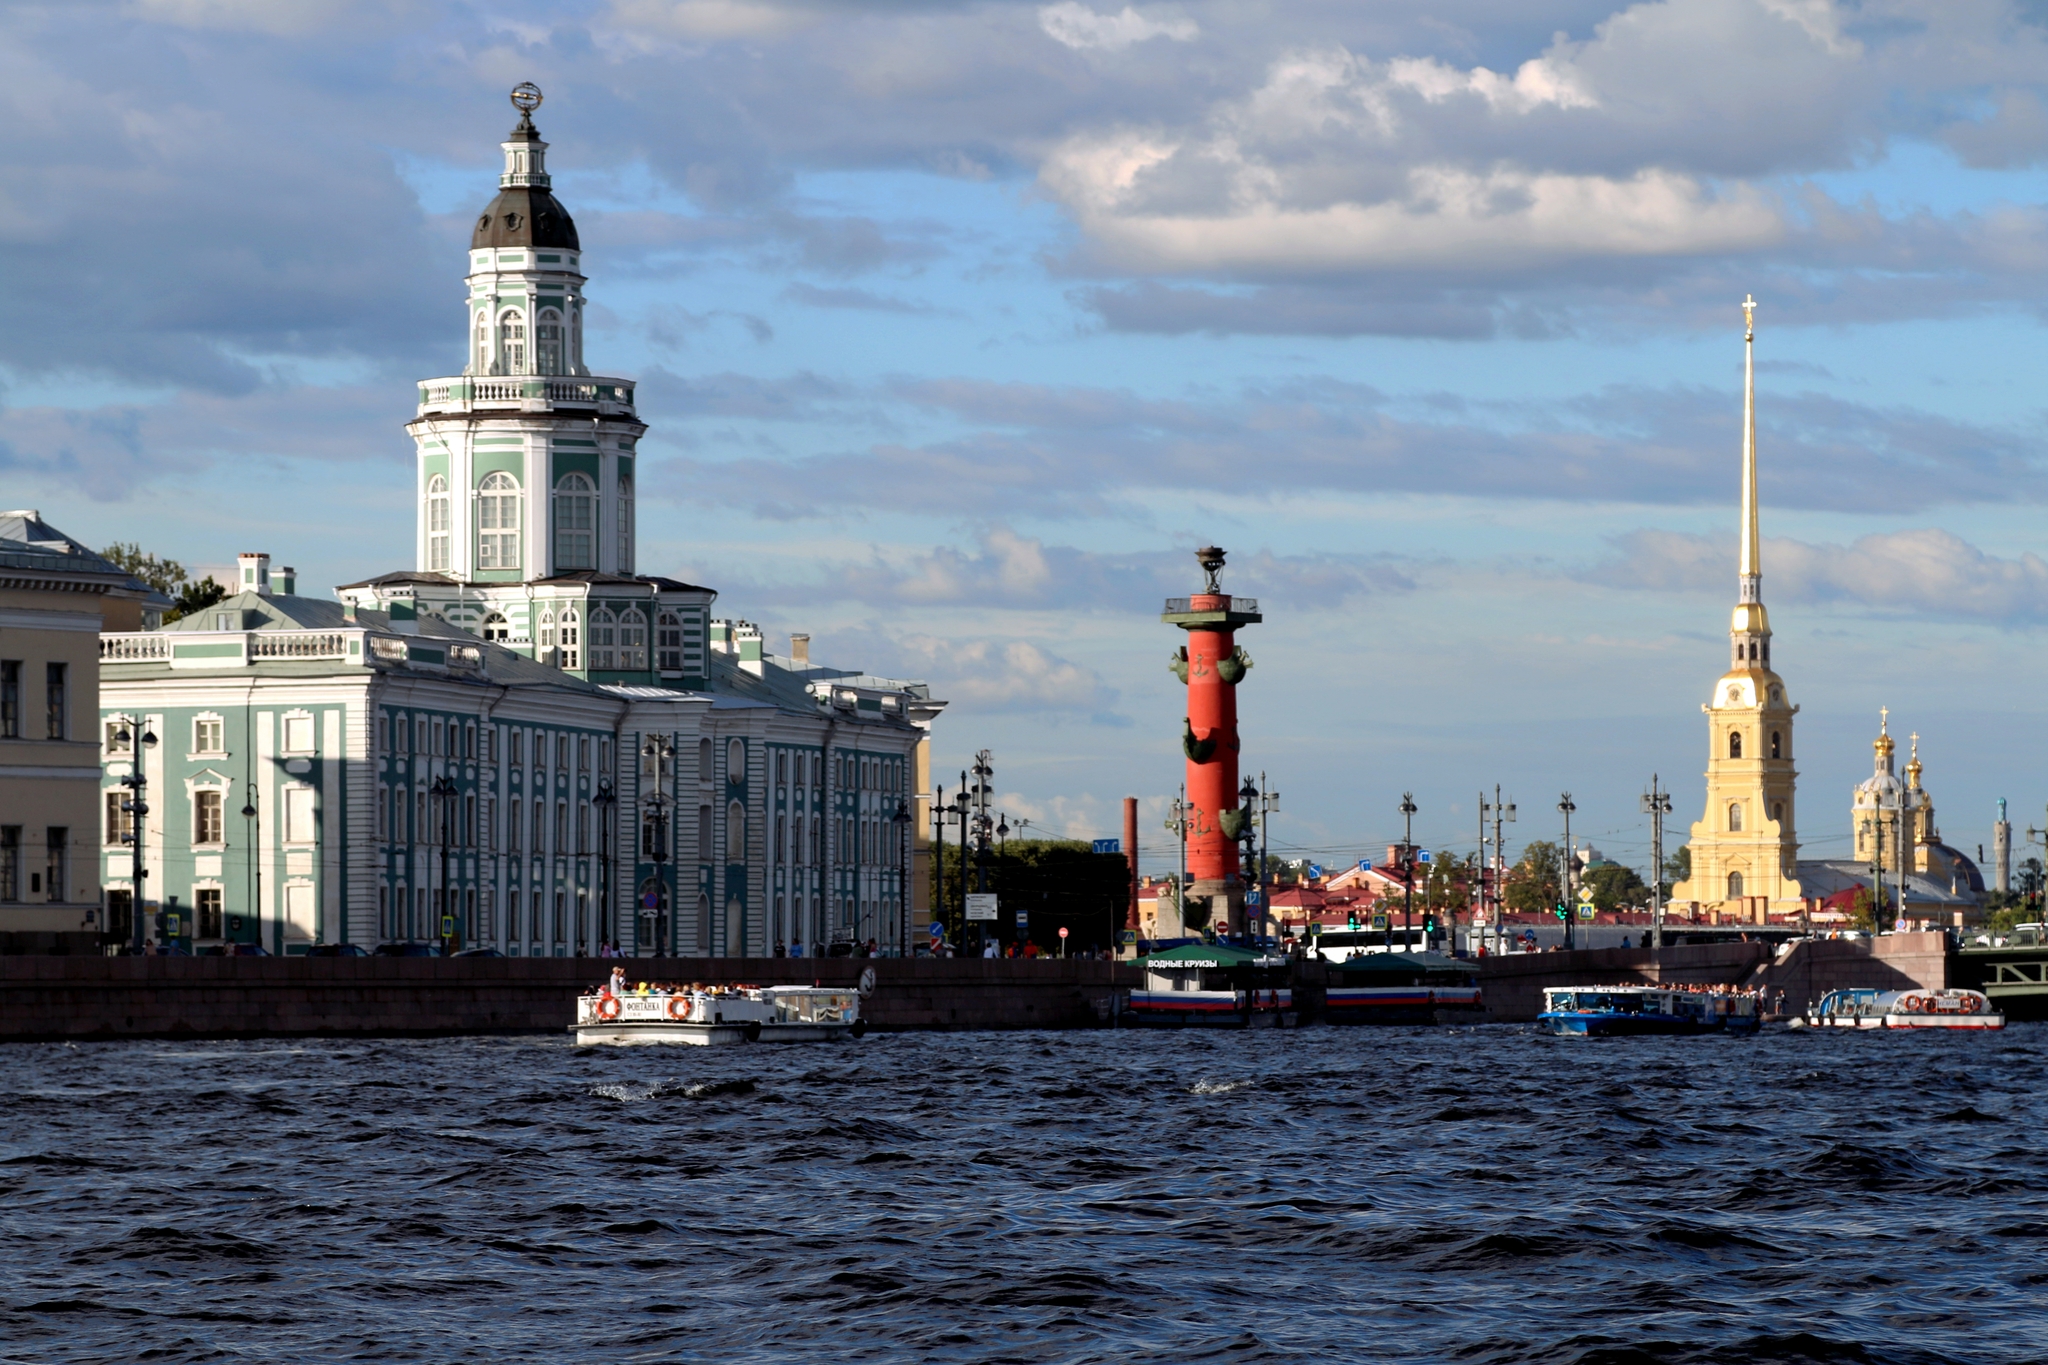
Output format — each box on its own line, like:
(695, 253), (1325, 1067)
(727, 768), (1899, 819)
(1347, 911), (1358, 929)
(1423, 914), (1437, 933)
(1554, 902), (1568, 921)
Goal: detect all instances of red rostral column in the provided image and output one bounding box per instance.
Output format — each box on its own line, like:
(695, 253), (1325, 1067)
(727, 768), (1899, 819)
(1162, 547), (1260, 933)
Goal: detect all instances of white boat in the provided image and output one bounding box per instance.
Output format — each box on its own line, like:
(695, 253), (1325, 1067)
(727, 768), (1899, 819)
(573, 985), (866, 1046)
(1792, 987), (2004, 1031)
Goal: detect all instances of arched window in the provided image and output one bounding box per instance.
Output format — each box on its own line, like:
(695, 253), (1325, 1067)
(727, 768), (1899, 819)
(538, 609), (555, 657)
(570, 304), (583, 373)
(589, 606), (616, 671)
(617, 475), (634, 572)
(657, 611), (682, 671)
(698, 737), (712, 782)
(537, 309), (563, 374)
(498, 309), (526, 373)
(482, 612), (510, 642)
(557, 608), (580, 670)
(1728, 731), (1742, 759)
(1727, 802), (1743, 832)
(726, 800), (745, 862)
(472, 310), (489, 375)
(553, 473), (595, 571)
(1727, 871), (1744, 899)
(618, 606), (646, 669)
(727, 738), (745, 779)
(426, 474), (450, 571)
(1770, 730), (1782, 760)
(477, 471), (521, 571)
(1771, 801), (1785, 825)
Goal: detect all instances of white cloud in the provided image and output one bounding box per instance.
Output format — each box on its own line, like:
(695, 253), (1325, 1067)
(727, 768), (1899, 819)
(896, 636), (1117, 714)
(1385, 55), (1597, 113)
(1038, 3), (1198, 53)
(604, 0), (825, 40)
(1586, 528), (2048, 624)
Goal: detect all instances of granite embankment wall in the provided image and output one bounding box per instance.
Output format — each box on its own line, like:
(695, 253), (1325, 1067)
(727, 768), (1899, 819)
(0, 957), (1137, 1042)
(1475, 932), (1949, 1022)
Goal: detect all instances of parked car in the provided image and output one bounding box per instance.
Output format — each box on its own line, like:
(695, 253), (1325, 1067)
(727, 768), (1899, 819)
(200, 943), (271, 957)
(451, 946), (502, 957)
(372, 942), (442, 957)
(304, 943), (370, 957)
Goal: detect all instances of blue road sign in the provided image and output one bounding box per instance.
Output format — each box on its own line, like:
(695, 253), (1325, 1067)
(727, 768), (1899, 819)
(1417, 849), (1432, 864)
(1358, 859), (1372, 871)
(1093, 838), (1121, 854)
(1309, 863), (1324, 879)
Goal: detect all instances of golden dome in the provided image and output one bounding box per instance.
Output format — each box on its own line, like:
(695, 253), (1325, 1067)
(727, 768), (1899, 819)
(1730, 602), (1770, 635)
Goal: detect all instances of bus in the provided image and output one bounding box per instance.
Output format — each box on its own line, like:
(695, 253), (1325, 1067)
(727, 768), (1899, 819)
(1304, 927), (1432, 961)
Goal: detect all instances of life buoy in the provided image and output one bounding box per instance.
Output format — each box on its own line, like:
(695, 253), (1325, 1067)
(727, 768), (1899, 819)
(596, 995), (622, 1022)
(1962, 995), (1982, 1014)
(666, 994), (693, 1021)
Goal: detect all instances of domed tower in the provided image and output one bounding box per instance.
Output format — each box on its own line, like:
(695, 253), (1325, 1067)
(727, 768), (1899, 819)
(1670, 297), (1803, 923)
(350, 85), (714, 685)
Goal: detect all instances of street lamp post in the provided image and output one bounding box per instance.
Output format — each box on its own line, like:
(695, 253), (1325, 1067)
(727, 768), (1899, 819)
(892, 798), (912, 957)
(930, 782), (947, 953)
(1558, 792), (1577, 950)
(1164, 786), (1190, 938)
(1399, 791), (1417, 950)
(594, 781), (616, 954)
(430, 774), (457, 953)
(240, 795), (258, 947)
(640, 736), (674, 956)
(1642, 777), (1672, 951)
(112, 716), (157, 954)
(1237, 775), (1259, 942)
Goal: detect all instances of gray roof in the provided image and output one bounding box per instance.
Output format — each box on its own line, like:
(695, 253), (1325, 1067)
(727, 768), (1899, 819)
(1798, 859), (1984, 908)
(0, 510), (174, 606)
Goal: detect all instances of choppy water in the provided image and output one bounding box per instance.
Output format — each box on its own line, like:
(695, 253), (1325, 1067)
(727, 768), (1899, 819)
(4, 1025), (2048, 1364)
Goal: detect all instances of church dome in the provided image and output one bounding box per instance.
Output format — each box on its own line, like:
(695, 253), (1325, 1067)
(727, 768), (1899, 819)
(471, 186), (579, 250)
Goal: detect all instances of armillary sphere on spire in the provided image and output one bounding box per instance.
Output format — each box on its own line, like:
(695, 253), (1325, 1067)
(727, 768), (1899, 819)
(511, 82), (543, 115)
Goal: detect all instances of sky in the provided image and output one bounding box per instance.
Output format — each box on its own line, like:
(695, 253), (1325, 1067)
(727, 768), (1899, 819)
(7, 0), (2048, 881)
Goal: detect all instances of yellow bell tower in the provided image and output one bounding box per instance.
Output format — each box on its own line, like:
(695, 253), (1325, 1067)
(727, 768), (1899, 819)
(1671, 296), (1804, 923)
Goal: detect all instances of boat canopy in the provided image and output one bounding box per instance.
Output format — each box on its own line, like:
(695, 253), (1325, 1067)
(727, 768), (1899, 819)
(1137, 943), (1286, 969)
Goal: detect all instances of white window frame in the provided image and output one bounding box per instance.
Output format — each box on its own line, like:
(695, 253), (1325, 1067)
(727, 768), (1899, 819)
(192, 713), (225, 757)
(281, 711), (316, 756)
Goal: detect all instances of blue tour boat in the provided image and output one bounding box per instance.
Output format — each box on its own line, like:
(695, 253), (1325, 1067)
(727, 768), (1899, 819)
(1538, 985), (1760, 1037)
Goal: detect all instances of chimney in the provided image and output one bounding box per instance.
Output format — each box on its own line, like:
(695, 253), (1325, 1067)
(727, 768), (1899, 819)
(790, 633), (810, 667)
(736, 622), (764, 676)
(275, 566), (297, 595)
(238, 552), (271, 596)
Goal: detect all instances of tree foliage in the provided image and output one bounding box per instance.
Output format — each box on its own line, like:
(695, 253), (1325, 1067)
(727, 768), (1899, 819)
(932, 838), (1128, 951)
(1582, 862), (1648, 912)
(1504, 840), (1563, 915)
(101, 542), (227, 622)
(1663, 844), (1692, 886)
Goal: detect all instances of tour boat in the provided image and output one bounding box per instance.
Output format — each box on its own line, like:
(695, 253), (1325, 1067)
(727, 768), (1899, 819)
(1323, 951), (1484, 1025)
(1792, 987), (2003, 1031)
(1127, 942), (1298, 1028)
(1538, 985), (1761, 1037)
(573, 984), (865, 1045)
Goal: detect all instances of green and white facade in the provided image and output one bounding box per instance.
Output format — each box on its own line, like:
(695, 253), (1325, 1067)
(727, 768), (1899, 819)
(97, 100), (942, 957)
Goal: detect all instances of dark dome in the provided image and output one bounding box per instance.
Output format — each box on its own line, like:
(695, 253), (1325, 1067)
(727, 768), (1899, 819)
(471, 186), (579, 251)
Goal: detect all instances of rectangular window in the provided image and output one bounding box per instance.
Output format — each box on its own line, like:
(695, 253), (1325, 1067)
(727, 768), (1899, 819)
(283, 713), (315, 754)
(43, 828), (64, 902)
(0, 826), (15, 900)
(285, 787), (316, 844)
(0, 662), (17, 738)
(107, 888), (132, 941)
(464, 794), (477, 848)
(104, 720), (133, 756)
(533, 799), (545, 852)
(578, 735), (590, 772)
(44, 663), (65, 740)
(556, 735), (569, 768)
(377, 787), (389, 840)
(555, 801), (567, 850)
(507, 797), (520, 853)
(698, 805), (712, 862)
(197, 887), (223, 939)
(483, 888), (495, 942)
(193, 790), (224, 846)
(194, 716), (223, 754)
(286, 883), (316, 942)
(510, 729), (524, 766)
(577, 801), (590, 853)
(105, 791), (133, 846)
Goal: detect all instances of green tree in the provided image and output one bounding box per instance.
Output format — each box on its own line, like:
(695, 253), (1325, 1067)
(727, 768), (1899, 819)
(1663, 844), (1692, 886)
(1504, 840), (1563, 915)
(1582, 862), (1648, 912)
(1848, 886), (1879, 933)
(101, 542), (226, 622)
(1421, 850), (1472, 920)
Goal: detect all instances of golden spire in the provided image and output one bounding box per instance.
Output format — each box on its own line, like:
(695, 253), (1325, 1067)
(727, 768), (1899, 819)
(1907, 731), (1922, 789)
(1739, 294), (1760, 599)
(1874, 706), (1894, 765)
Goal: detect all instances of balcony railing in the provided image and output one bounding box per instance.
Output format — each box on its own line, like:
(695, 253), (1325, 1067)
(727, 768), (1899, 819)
(1162, 596), (1259, 614)
(250, 633), (347, 659)
(416, 376), (636, 416)
(101, 634), (169, 661)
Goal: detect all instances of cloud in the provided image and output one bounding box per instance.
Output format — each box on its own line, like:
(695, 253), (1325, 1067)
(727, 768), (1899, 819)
(722, 528), (1416, 610)
(783, 283), (941, 314)
(1038, 4), (1198, 52)
(642, 372), (2048, 520)
(1583, 527), (2048, 624)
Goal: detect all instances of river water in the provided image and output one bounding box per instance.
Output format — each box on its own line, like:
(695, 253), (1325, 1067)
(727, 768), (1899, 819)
(4, 1025), (2046, 1364)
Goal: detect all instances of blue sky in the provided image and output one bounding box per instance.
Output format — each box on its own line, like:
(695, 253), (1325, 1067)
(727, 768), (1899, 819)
(8, 0), (2048, 878)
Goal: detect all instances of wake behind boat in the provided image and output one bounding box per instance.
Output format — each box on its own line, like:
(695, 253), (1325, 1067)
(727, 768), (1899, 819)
(1792, 988), (2003, 1031)
(574, 978), (866, 1046)
(1539, 985), (1761, 1037)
